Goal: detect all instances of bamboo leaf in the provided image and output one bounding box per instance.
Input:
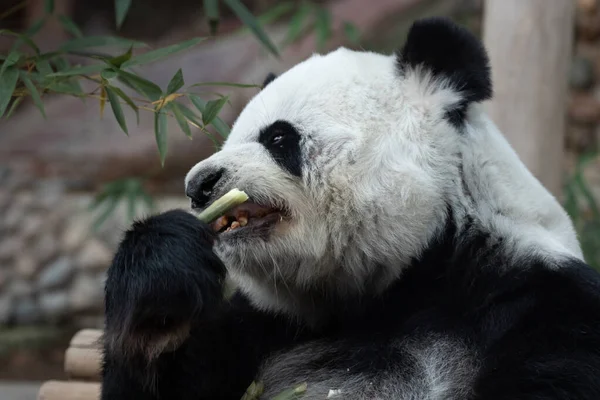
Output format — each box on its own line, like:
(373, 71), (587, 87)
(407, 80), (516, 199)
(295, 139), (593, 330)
(20, 72), (46, 118)
(115, 69), (162, 101)
(92, 196), (119, 231)
(314, 7), (331, 51)
(58, 15), (83, 37)
(0, 67), (19, 119)
(202, 96), (229, 125)
(115, 0), (132, 29)
(25, 18), (46, 37)
(189, 94), (230, 138)
(204, 0), (220, 35)
(155, 110), (168, 166)
(108, 85), (139, 124)
(0, 51), (21, 79)
(189, 81), (260, 89)
(108, 46), (133, 68)
(284, 2), (312, 45)
(170, 102), (192, 138)
(100, 86), (107, 118)
(60, 36), (146, 52)
(342, 21), (360, 44)
(166, 68), (184, 95)
(0, 30), (40, 53)
(47, 63), (106, 77)
(44, 0), (54, 14)
(5, 96), (23, 118)
(224, 0), (279, 57)
(105, 86), (128, 134)
(121, 37), (205, 68)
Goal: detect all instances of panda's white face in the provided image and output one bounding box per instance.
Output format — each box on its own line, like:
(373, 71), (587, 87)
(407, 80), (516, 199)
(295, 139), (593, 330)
(186, 19), (582, 316)
(185, 48), (457, 303)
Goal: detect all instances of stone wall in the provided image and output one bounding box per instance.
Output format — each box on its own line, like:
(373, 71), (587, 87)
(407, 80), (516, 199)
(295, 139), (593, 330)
(0, 163), (187, 329)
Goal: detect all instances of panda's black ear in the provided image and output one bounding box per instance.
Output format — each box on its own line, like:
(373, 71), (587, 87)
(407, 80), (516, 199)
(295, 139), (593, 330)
(396, 17), (492, 126)
(262, 72), (277, 89)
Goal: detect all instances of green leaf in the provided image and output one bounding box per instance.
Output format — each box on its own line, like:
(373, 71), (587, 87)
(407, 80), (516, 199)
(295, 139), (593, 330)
(108, 46), (133, 68)
(60, 36), (146, 52)
(204, 0), (220, 35)
(342, 21), (360, 44)
(115, 69), (162, 101)
(58, 15), (83, 37)
(170, 102), (192, 138)
(115, 0), (132, 29)
(255, 1), (294, 25)
(166, 68), (184, 95)
(20, 72), (46, 118)
(47, 64), (106, 77)
(25, 18), (47, 36)
(0, 51), (21, 79)
(105, 86), (128, 134)
(92, 196), (119, 231)
(189, 94), (230, 138)
(202, 96), (228, 125)
(108, 85), (139, 124)
(189, 81), (260, 89)
(44, 0), (54, 14)
(0, 67), (19, 119)
(154, 110), (168, 166)
(284, 2), (312, 45)
(314, 7), (331, 51)
(101, 68), (118, 81)
(224, 0), (279, 57)
(35, 59), (54, 76)
(177, 102), (202, 125)
(121, 37), (205, 68)
(0, 30), (40, 53)
(5, 96), (23, 119)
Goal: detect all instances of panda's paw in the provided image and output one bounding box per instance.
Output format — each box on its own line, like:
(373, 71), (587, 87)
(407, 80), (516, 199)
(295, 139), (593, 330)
(103, 209), (227, 361)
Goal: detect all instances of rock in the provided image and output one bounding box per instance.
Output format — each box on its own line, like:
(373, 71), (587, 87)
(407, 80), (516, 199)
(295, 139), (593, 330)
(75, 239), (113, 271)
(569, 93), (600, 124)
(0, 292), (13, 324)
(37, 256), (74, 290)
(34, 234), (59, 266)
(570, 56), (595, 90)
(13, 297), (40, 324)
(33, 179), (65, 209)
(15, 255), (38, 279)
(39, 291), (69, 320)
(61, 216), (91, 252)
(69, 274), (104, 312)
(9, 279), (34, 298)
(21, 214), (44, 240)
(0, 237), (21, 263)
(4, 202), (25, 232)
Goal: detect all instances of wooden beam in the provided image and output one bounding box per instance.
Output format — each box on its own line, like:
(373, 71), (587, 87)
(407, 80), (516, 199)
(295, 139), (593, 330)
(483, 0), (575, 198)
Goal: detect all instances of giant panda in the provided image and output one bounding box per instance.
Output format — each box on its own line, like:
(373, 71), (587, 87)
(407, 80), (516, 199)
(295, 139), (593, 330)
(101, 17), (600, 400)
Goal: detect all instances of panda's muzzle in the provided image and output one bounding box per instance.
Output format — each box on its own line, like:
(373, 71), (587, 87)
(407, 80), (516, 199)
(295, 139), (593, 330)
(212, 202), (283, 235)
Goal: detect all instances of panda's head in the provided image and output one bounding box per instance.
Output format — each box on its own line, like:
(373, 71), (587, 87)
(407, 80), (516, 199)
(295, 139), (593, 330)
(186, 18), (581, 315)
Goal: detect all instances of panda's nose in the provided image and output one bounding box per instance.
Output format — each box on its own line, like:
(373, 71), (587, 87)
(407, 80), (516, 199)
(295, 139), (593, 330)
(185, 169), (225, 209)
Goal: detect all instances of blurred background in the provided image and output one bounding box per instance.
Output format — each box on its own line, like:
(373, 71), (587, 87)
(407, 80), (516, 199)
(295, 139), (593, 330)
(0, 0), (598, 398)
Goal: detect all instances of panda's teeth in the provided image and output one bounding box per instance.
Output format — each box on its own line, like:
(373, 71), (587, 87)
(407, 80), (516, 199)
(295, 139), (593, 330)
(230, 221), (241, 230)
(213, 215), (229, 232)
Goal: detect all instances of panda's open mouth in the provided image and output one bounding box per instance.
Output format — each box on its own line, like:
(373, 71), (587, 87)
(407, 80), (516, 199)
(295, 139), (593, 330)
(211, 202), (284, 235)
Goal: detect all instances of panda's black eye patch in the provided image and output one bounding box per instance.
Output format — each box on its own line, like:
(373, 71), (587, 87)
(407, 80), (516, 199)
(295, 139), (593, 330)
(258, 120), (302, 178)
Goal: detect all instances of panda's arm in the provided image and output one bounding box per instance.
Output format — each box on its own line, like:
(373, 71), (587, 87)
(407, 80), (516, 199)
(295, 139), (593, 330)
(100, 210), (306, 400)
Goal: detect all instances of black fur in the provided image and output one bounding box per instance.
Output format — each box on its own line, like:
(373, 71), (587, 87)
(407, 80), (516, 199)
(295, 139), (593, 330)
(258, 120), (302, 178)
(185, 168), (225, 210)
(396, 17), (492, 127)
(102, 208), (600, 399)
(262, 72), (277, 88)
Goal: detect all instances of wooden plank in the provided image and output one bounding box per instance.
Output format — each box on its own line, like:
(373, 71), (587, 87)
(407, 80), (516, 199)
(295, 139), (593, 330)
(482, 0), (575, 198)
(70, 329), (103, 349)
(38, 381), (100, 400)
(64, 347), (102, 380)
